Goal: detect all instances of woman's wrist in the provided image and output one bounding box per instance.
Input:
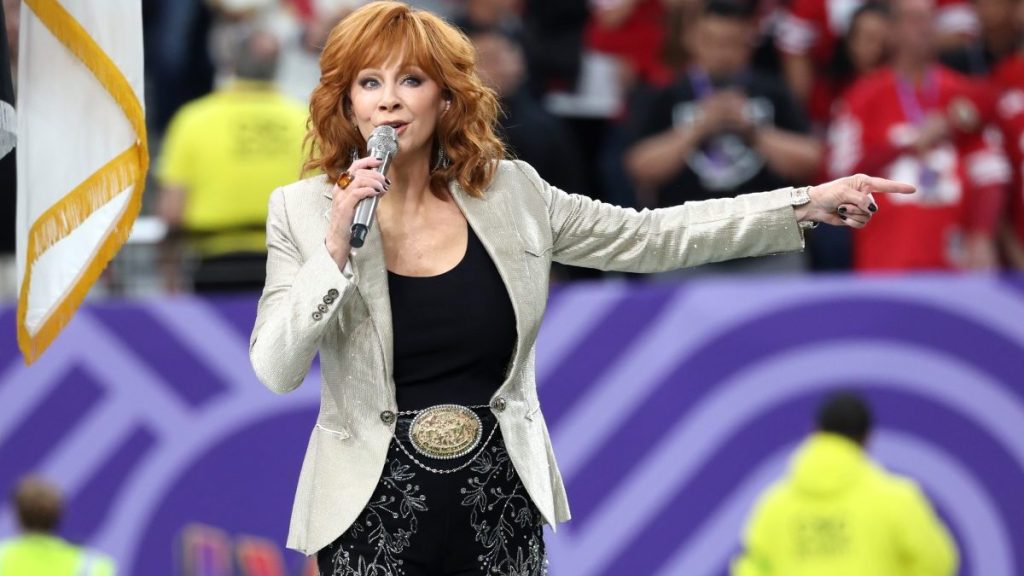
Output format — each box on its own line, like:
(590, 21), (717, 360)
(790, 185), (820, 229)
(326, 237), (350, 270)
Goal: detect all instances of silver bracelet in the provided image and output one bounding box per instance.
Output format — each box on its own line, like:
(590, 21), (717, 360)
(790, 186), (819, 230)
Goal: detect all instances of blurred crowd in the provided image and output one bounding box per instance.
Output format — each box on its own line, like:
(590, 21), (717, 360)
(4, 0), (1024, 294)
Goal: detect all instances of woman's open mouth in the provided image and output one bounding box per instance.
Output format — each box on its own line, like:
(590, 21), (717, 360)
(381, 121), (408, 135)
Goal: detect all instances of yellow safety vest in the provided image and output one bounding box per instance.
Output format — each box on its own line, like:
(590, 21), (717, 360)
(0, 534), (115, 576)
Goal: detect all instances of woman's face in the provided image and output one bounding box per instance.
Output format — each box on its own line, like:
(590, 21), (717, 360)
(348, 59), (447, 162)
(847, 12), (891, 74)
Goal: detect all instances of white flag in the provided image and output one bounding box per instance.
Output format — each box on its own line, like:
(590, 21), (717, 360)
(16, 0), (148, 363)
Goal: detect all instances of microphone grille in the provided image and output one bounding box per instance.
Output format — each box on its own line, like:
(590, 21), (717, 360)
(367, 125), (399, 155)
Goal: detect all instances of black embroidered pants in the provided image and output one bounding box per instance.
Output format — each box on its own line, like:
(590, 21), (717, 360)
(317, 412), (548, 576)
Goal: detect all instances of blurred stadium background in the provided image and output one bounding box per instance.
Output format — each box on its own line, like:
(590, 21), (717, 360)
(2, 0), (1024, 575)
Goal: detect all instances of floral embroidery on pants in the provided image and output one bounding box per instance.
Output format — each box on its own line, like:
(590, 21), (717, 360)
(318, 432), (547, 576)
(462, 444), (547, 575)
(325, 458), (427, 576)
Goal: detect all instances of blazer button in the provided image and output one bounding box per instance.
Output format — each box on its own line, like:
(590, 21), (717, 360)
(491, 397), (507, 412)
(317, 303), (329, 313)
(380, 410), (396, 425)
(327, 288), (340, 298)
(323, 295), (335, 305)
(312, 311), (323, 321)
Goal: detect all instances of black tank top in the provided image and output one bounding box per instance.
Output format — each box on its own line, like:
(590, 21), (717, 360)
(387, 225), (517, 411)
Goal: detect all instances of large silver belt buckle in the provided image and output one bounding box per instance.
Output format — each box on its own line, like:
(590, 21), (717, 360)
(409, 404), (482, 460)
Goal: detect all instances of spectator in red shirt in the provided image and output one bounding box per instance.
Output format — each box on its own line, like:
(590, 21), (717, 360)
(806, 2), (893, 270)
(777, 0), (978, 127)
(827, 2), (892, 108)
(992, 28), (1024, 268)
(827, 0), (1009, 270)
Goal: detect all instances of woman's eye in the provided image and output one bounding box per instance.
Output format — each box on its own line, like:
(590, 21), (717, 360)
(402, 76), (422, 87)
(359, 78), (380, 89)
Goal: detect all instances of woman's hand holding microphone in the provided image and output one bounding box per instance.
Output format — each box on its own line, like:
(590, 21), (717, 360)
(325, 156), (390, 269)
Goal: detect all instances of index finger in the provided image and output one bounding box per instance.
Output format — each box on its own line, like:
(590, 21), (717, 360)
(860, 175), (916, 195)
(348, 156), (383, 173)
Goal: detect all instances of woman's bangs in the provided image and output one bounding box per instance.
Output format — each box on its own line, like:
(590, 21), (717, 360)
(351, 18), (441, 83)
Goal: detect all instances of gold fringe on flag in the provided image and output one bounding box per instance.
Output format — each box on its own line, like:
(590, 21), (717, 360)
(18, 0), (149, 364)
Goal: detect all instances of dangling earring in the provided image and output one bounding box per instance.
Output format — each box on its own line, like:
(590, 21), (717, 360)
(432, 144), (450, 172)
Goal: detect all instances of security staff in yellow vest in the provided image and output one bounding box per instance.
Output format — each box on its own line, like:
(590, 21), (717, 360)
(157, 26), (308, 293)
(0, 477), (115, 576)
(732, 392), (958, 576)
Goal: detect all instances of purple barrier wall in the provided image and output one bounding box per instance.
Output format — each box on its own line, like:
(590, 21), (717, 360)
(1, 274), (1023, 575)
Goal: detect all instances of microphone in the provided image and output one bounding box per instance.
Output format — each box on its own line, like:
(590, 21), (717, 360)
(351, 125), (399, 248)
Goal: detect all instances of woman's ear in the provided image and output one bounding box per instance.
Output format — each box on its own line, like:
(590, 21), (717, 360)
(442, 89), (453, 114)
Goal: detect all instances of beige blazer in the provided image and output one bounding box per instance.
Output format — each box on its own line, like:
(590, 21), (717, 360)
(249, 160), (806, 555)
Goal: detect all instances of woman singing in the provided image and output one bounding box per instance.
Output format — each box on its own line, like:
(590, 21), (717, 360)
(248, 2), (913, 575)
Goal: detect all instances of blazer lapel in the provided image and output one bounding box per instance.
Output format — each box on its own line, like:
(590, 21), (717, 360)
(450, 181), (529, 394)
(323, 183), (395, 384)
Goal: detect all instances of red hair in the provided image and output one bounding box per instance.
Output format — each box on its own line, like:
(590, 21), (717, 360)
(303, 1), (506, 197)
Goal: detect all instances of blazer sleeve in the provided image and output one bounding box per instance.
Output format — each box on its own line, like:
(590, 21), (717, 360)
(513, 160), (806, 272)
(249, 188), (356, 394)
